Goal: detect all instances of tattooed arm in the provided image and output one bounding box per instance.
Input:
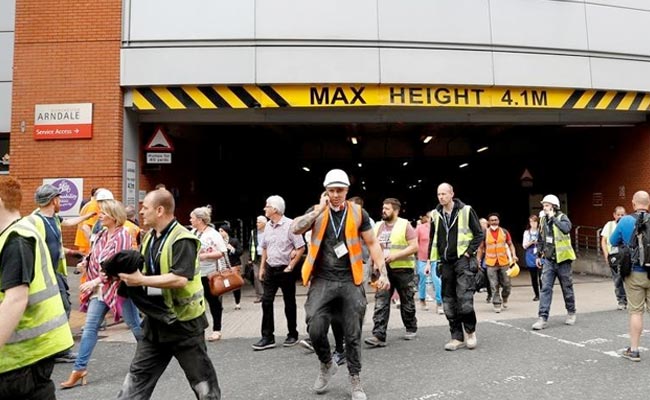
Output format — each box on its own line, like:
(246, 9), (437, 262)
(291, 192), (329, 235)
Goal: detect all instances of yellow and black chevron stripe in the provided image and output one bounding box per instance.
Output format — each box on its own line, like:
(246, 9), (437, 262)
(130, 85), (650, 111)
(132, 86), (289, 110)
(561, 90), (650, 111)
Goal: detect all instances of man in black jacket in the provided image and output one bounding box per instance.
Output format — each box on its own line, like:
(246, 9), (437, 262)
(427, 183), (483, 351)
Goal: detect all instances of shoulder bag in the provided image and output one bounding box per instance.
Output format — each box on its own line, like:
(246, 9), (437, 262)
(208, 250), (244, 296)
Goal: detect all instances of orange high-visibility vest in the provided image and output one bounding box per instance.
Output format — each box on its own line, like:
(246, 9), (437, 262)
(485, 227), (510, 267)
(301, 201), (364, 286)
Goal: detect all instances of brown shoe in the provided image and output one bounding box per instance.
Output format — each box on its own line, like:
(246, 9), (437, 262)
(60, 370), (88, 389)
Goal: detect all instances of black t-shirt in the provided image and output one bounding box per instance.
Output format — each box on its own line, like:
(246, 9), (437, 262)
(142, 220), (207, 342)
(309, 205), (373, 282)
(0, 232), (36, 292)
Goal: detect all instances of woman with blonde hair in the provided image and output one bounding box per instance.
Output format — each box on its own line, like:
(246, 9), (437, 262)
(190, 206), (228, 341)
(61, 199), (142, 389)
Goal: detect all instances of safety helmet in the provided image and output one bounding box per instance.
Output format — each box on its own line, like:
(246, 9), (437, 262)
(323, 169), (350, 188)
(540, 194), (560, 208)
(95, 188), (114, 201)
(506, 262), (520, 278)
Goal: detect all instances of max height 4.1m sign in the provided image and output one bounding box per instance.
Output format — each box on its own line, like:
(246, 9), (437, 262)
(34, 103), (93, 140)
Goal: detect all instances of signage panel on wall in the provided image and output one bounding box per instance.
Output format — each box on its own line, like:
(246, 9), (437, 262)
(34, 103), (93, 140)
(43, 178), (83, 217)
(146, 153), (172, 164)
(126, 160), (137, 208)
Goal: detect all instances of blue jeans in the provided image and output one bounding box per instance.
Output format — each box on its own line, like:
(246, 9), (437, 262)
(538, 259), (576, 320)
(74, 297), (143, 370)
(416, 260), (442, 304)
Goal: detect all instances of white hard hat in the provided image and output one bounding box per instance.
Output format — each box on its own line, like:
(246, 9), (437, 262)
(323, 169), (350, 188)
(541, 194), (560, 208)
(95, 188), (114, 201)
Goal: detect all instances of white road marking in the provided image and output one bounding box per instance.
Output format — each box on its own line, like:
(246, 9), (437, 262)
(485, 320), (621, 358)
(406, 389), (464, 400)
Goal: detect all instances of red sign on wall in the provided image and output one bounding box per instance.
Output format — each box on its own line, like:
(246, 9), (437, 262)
(34, 103), (93, 140)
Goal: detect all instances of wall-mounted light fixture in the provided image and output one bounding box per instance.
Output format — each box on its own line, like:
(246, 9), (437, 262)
(351, 136), (358, 145)
(302, 166), (310, 172)
(459, 163), (469, 168)
(402, 161), (409, 166)
(422, 135), (433, 144)
(476, 146), (489, 153)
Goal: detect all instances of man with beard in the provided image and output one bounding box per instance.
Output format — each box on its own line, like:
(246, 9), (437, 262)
(365, 198), (418, 347)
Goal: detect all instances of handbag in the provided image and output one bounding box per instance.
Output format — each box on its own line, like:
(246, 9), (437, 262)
(208, 252), (244, 296)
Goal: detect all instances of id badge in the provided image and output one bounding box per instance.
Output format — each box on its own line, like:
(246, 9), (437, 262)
(545, 236), (554, 244)
(334, 241), (349, 258)
(148, 287), (163, 296)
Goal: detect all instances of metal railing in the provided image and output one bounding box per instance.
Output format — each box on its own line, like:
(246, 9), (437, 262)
(574, 225), (602, 256)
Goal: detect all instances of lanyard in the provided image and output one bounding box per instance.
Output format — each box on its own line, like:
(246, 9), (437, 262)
(329, 207), (348, 240)
(149, 220), (177, 274)
(39, 213), (61, 244)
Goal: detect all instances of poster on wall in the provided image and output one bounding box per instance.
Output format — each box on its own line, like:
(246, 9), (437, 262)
(126, 160), (137, 209)
(43, 178), (83, 217)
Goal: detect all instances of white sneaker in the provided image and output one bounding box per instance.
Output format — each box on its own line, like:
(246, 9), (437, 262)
(565, 313), (576, 326)
(313, 361), (338, 394)
(466, 333), (477, 349)
(493, 305), (501, 313)
(436, 304), (444, 315)
(532, 318), (547, 330)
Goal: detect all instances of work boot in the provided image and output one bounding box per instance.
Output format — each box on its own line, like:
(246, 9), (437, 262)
(466, 333), (477, 349)
(364, 336), (387, 348)
(313, 361), (338, 394)
(532, 318), (547, 330)
(444, 339), (466, 351)
(565, 313), (577, 326)
(350, 375), (367, 400)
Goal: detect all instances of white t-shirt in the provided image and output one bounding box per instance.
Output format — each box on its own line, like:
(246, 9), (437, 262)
(192, 226), (228, 277)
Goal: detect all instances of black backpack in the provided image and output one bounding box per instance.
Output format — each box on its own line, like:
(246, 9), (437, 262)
(632, 212), (650, 269)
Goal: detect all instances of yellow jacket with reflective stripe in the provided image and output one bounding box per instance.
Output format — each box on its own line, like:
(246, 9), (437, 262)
(141, 222), (205, 321)
(540, 214), (576, 263)
(26, 211), (67, 276)
(373, 218), (415, 269)
(301, 202), (365, 286)
(429, 206), (473, 261)
(0, 218), (73, 373)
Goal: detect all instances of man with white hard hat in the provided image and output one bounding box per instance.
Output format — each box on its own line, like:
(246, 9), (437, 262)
(291, 168), (389, 400)
(532, 194), (577, 330)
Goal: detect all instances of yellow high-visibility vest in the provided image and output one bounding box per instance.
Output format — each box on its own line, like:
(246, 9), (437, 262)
(141, 221), (205, 321)
(0, 218), (73, 373)
(374, 217), (415, 269)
